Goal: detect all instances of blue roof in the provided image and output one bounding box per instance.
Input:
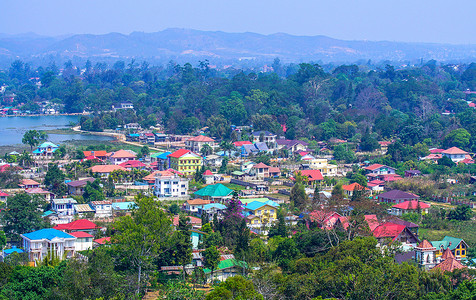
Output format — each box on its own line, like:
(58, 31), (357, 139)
(202, 203), (227, 211)
(22, 228), (75, 241)
(32, 149), (44, 154)
(112, 202), (138, 210)
(42, 210), (55, 217)
(244, 200), (279, 211)
(129, 133), (140, 137)
(158, 152), (171, 160)
(38, 142), (59, 148)
(4, 246), (24, 255)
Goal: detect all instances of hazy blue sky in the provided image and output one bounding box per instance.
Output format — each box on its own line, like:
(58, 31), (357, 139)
(1, 0), (475, 44)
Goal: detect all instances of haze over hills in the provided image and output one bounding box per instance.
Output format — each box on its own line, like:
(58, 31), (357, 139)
(1, 28), (476, 66)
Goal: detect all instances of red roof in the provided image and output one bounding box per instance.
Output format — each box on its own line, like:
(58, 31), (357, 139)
(119, 160), (147, 168)
(429, 148), (444, 154)
(54, 219), (97, 231)
(20, 179), (40, 186)
(298, 169), (324, 181)
(94, 237), (111, 245)
(459, 158), (475, 164)
(0, 191), (8, 197)
(432, 257), (466, 273)
(392, 200), (430, 210)
(380, 174), (403, 182)
(378, 141), (392, 146)
(342, 182), (369, 191)
(187, 135), (215, 142)
(372, 222), (406, 240)
(364, 164), (384, 171)
(168, 149), (191, 158)
(442, 147), (468, 155)
(364, 215), (380, 231)
(69, 231), (94, 238)
(440, 247), (455, 260)
(233, 141), (252, 147)
(172, 215), (202, 226)
(90, 165), (127, 173)
(81, 155), (103, 162)
(203, 170), (213, 176)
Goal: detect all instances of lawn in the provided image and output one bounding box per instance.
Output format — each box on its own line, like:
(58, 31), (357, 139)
(222, 183), (246, 191)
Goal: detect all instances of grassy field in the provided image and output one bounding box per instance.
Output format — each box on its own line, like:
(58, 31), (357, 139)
(222, 183), (246, 191)
(419, 221), (476, 248)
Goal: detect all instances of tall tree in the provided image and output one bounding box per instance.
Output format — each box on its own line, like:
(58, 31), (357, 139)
(112, 195), (172, 295)
(2, 193), (47, 242)
(203, 246), (220, 282)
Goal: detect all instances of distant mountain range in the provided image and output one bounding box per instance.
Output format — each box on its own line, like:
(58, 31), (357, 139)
(1, 28), (476, 65)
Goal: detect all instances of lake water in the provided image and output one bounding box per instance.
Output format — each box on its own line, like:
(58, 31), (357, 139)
(0, 115), (114, 146)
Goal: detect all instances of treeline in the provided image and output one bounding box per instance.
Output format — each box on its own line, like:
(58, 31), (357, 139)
(3, 59), (476, 149)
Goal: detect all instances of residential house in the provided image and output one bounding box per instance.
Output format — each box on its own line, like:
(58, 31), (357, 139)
(233, 141), (252, 148)
(119, 160), (148, 170)
(372, 222), (420, 245)
(0, 191), (9, 202)
(251, 162), (270, 179)
(82, 150), (108, 160)
(21, 228), (76, 263)
(194, 183), (233, 202)
(241, 142), (269, 156)
(297, 169), (324, 186)
(54, 219), (98, 234)
(301, 157), (338, 176)
(241, 161), (255, 173)
(432, 248), (467, 273)
(342, 183), (370, 198)
(154, 171), (189, 198)
(442, 147), (469, 163)
(431, 236), (468, 261)
(69, 231), (94, 251)
(107, 149), (136, 165)
(378, 190), (420, 204)
(197, 203), (227, 218)
(74, 204), (95, 217)
(140, 132), (156, 144)
(243, 201), (279, 232)
(94, 237), (111, 247)
(415, 240), (438, 270)
(1, 246), (24, 260)
(363, 164), (397, 176)
(185, 135), (216, 153)
(51, 198), (78, 218)
(26, 188), (54, 201)
(276, 139), (309, 153)
(66, 178), (95, 195)
(173, 215), (202, 229)
(203, 170), (215, 184)
(184, 199), (211, 213)
(32, 142), (59, 157)
(269, 167), (281, 177)
(190, 229), (207, 249)
(309, 210), (347, 230)
(168, 149), (203, 176)
(251, 131), (277, 149)
(124, 123), (141, 130)
(90, 201), (113, 218)
(19, 179), (40, 189)
(150, 152), (172, 170)
(90, 165), (127, 179)
(203, 259), (248, 282)
(367, 180), (385, 192)
(113, 102), (134, 111)
(204, 154), (223, 168)
(390, 200), (430, 216)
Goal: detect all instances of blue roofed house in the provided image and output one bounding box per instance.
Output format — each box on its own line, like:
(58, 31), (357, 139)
(21, 228), (76, 263)
(198, 203), (227, 218)
(1, 246), (24, 261)
(242, 200), (279, 233)
(33, 142), (59, 157)
(190, 229), (207, 249)
(241, 142), (269, 157)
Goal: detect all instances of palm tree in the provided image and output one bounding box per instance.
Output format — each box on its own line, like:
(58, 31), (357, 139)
(19, 151), (33, 168)
(219, 141), (234, 157)
(200, 144), (212, 157)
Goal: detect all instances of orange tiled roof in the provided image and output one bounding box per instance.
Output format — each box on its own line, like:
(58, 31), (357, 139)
(442, 147), (468, 155)
(187, 135), (215, 142)
(109, 149), (136, 159)
(416, 240), (436, 250)
(432, 258), (466, 273)
(90, 165), (127, 173)
(342, 182), (369, 191)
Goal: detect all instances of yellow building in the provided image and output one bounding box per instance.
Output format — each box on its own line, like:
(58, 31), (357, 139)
(243, 201), (278, 229)
(167, 149), (203, 176)
(431, 236), (468, 260)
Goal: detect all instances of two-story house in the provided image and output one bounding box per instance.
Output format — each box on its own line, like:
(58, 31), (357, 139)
(21, 228), (76, 263)
(442, 147), (469, 163)
(363, 164), (397, 177)
(51, 198), (78, 217)
(185, 135), (216, 153)
(107, 149), (136, 165)
(66, 178), (95, 195)
(167, 149), (202, 176)
(32, 142), (59, 157)
(90, 201), (113, 218)
(251, 131), (277, 149)
(243, 201), (279, 232)
(154, 171), (189, 198)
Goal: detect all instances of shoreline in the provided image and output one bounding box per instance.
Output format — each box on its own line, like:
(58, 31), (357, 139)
(0, 112), (90, 118)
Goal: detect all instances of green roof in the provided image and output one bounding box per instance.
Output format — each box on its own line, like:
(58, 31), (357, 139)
(431, 236), (465, 251)
(194, 184), (233, 198)
(203, 259), (248, 274)
(231, 171), (245, 176)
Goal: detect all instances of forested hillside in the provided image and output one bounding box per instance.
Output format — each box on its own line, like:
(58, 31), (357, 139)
(3, 60), (476, 151)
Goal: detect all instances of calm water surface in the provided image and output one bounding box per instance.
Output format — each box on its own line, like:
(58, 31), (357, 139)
(0, 115), (113, 146)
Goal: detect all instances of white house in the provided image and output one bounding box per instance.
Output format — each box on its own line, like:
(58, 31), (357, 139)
(69, 231), (94, 251)
(442, 147), (469, 163)
(107, 149), (136, 165)
(51, 198), (78, 217)
(184, 199), (211, 213)
(301, 157), (338, 176)
(90, 200), (113, 218)
(251, 131), (277, 149)
(154, 171), (189, 198)
(21, 228), (76, 263)
(185, 135), (216, 153)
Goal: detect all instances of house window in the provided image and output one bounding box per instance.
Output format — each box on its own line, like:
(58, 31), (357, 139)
(456, 250), (460, 256)
(462, 250), (466, 256)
